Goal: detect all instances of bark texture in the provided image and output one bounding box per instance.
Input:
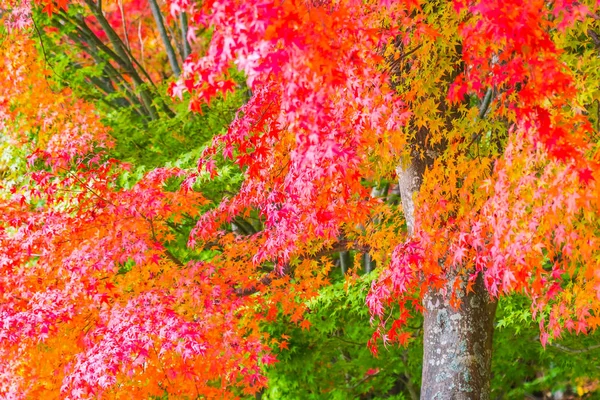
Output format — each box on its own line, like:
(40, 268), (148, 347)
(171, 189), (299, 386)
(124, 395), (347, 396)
(396, 159), (426, 236)
(397, 156), (497, 399)
(420, 274), (497, 400)
(391, 26), (497, 396)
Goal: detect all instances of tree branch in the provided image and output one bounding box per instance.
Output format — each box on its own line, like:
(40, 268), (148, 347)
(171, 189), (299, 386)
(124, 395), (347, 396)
(180, 12), (191, 60)
(53, 11), (159, 118)
(58, 23), (150, 117)
(235, 240), (369, 296)
(148, 0), (181, 77)
(82, 1), (158, 88)
(550, 342), (600, 354)
(478, 87), (493, 119)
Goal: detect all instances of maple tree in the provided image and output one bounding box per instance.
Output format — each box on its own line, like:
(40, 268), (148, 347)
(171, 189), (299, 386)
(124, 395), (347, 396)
(2, 0), (600, 398)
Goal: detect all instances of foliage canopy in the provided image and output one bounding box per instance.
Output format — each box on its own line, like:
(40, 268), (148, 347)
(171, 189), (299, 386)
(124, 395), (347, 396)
(1, 0), (600, 398)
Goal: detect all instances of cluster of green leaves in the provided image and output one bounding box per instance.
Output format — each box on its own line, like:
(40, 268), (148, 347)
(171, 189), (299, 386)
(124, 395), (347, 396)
(260, 275), (600, 399)
(104, 93), (242, 169)
(32, 6), (248, 170)
(262, 272), (422, 400)
(0, 135), (29, 185)
(493, 295), (600, 398)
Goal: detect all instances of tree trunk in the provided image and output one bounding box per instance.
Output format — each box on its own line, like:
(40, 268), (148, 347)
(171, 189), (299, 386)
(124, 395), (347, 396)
(420, 273), (497, 399)
(397, 156), (497, 399)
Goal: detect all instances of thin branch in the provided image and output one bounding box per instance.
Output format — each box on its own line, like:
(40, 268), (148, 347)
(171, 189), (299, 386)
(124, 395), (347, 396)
(31, 18), (63, 94)
(82, 1), (157, 88)
(145, 217), (186, 267)
(64, 18), (133, 75)
(55, 11), (155, 115)
(58, 24), (149, 116)
(235, 240), (369, 296)
(347, 369), (379, 391)
(83, 0), (133, 69)
(478, 87), (493, 119)
(84, 75), (142, 113)
(61, 170), (116, 208)
(117, 0), (131, 51)
(148, 0), (181, 77)
(180, 12), (191, 60)
(138, 20), (146, 71)
(464, 87), (495, 151)
(339, 251), (350, 275)
(550, 342), (600, 354)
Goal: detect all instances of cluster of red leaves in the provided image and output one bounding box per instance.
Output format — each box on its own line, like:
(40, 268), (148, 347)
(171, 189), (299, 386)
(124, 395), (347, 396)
(366, 0), (600, 347)
(1, 167), (278, 397)
(2, 0), (35, 30)
(172, 0), (600, 353)
(171, 0), (410, 266)
(0, 32), (279, 398)
(171, 0), (600, 350)
(453, 0), (594, 162)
